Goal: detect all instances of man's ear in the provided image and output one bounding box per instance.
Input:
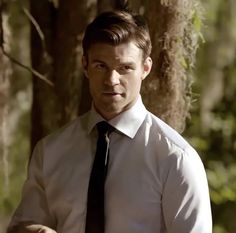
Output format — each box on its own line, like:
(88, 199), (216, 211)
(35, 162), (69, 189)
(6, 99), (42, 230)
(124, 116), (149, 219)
(82, 55), (88, 78)
(142, 57), (152, 80)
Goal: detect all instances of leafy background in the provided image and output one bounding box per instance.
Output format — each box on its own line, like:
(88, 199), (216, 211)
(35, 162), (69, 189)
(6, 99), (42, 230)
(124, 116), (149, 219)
(0, 0), (236, 232)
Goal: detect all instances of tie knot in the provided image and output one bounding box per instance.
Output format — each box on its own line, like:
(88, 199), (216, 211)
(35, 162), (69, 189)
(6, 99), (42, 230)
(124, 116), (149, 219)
(96, 121), (113, 135)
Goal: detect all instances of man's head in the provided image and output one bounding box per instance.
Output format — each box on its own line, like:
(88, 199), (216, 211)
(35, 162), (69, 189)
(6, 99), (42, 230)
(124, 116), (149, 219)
(82, 11), (152, 120)
(82, 10), (152, 61)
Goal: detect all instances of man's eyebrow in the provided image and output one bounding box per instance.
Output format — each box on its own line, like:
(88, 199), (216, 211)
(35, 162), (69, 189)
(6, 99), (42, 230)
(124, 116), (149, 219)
(91, 59), (105, 63)
(116, 60), (135, 65)
(90, 59), (136, 66)
(120, 61), (136, 67)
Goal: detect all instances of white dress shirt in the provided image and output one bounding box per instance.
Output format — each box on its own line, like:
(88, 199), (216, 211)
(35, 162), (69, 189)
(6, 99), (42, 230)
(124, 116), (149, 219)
(8, 97), (212, 233)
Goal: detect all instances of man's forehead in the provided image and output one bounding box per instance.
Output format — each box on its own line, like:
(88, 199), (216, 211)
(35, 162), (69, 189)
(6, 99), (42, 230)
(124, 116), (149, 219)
(88, 42), (143, 62)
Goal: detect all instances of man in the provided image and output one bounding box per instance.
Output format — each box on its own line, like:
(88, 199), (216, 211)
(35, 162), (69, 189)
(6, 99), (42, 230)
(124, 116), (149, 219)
(7, 10), (212, 233)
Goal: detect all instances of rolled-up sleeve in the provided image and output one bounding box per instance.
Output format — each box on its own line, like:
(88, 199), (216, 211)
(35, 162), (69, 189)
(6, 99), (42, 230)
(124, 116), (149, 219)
(162, 146), (212, 233)
(8, 140), (56, 230)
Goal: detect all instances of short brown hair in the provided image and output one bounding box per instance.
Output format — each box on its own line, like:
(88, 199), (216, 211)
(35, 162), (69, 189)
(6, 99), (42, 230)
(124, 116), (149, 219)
(82, 11), (152, 60)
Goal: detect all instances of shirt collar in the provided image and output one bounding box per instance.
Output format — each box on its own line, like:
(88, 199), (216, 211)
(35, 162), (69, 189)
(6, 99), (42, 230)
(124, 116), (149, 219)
(87, 96), (147, 139)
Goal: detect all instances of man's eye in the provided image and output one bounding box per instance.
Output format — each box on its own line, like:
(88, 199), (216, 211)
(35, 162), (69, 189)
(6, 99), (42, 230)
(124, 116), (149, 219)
(95, 63), (106, 70)
(124, 66), (131, 70)
(119, 65), (133, 73)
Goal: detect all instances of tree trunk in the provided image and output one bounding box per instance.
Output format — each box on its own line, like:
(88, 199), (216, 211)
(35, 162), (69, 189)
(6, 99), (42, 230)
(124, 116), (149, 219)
(30, 0), (95, 150)
(142, 0), (200, 132)
(53, 0), (95, 123)
(30, 0), (58, 149)
(97, 0), (132, 13)
(0, 0), (11, 195)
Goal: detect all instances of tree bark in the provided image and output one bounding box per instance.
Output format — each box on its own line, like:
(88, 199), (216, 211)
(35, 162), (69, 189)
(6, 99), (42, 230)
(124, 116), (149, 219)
(0, 0), (11, 194)
(97, 0), (131, 13)
(30, 0), (57, 150)
(142, 0), (200, 132)
(54, 0), (96, 123)
(30, 0), (95, 150)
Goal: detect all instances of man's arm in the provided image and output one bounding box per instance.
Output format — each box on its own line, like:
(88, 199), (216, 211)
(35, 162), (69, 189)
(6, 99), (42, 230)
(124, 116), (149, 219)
(162, 147), (212, 233)
(7, 222), (56, 233)
(8, 141), (56, 232)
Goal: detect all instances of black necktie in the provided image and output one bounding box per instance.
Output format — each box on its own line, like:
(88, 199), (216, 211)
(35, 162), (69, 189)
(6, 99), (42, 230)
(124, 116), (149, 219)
(85, 121), (113, 233)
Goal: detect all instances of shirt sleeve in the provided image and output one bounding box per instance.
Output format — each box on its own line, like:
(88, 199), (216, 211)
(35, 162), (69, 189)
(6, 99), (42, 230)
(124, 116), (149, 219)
(161, 146), (212, 233)
(8, 140), (56, 230)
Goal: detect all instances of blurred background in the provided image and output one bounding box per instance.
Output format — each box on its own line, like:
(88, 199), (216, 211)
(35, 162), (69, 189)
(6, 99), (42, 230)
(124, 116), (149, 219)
(0, 0), (235, 232)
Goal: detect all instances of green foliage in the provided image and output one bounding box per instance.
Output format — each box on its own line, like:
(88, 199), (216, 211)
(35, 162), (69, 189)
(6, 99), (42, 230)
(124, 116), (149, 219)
(192, 10), (202, 33)
(185, 0), (236, 232)
(213, 225), (228, 233)
(1, 0), (236, 232)
(0, 0), (31, 224)
(0, 104), (30, 216)
(207, 162), (236, 204)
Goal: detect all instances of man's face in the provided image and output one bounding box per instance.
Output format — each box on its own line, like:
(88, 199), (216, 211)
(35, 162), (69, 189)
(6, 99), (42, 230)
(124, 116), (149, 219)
(83, 41), (152, 120)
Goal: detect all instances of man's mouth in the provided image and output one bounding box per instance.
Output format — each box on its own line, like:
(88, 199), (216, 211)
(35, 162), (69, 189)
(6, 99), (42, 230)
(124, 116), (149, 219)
(102, 92), (122, 98)
(103, 91), (121, 95)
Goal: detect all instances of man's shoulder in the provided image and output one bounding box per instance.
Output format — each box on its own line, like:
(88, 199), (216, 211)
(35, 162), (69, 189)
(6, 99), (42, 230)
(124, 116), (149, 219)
(146, 112), (191, 152)
(41, 112), (89, 148)
(145, 112), (202, 166)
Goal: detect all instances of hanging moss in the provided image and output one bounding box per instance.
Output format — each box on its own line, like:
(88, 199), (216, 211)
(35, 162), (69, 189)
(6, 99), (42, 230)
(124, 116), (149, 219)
(141, 0), (203, 133)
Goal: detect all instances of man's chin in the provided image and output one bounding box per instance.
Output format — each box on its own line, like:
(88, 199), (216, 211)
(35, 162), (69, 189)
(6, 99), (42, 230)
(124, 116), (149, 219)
(100, 104), (125, 118)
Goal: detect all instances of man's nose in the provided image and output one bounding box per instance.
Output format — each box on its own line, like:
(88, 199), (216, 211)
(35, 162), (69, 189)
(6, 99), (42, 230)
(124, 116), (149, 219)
(104, 69), (120, 86)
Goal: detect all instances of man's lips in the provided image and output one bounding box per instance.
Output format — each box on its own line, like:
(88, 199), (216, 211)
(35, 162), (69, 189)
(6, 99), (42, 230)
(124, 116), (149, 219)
(103, 91), (122, 95)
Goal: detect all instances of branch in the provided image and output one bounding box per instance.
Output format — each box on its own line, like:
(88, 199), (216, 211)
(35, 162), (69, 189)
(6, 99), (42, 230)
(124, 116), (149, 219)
(22, 7), (47, 52)
(2, 49), (54, 86)
(0, 3), (53, 86)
